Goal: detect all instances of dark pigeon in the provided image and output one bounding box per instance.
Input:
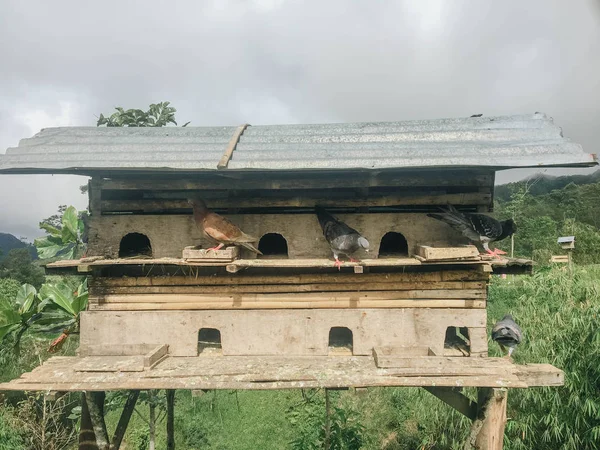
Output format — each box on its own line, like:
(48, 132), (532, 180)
(427, 205), (516, 256)
(315, 206), (369, 270)
(492, 314), (523, 356)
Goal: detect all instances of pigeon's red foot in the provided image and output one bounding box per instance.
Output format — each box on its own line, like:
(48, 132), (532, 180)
(207, 243), (224, 252)
(334, 258), (343, 271)
(486, 248), (507, 259)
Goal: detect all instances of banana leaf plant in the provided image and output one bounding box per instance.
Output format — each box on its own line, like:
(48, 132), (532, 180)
(0, 284), (41, 355)
(0, 279), (89, 354)
(34, 278), (89, 352)
(34, 206), (88, 260)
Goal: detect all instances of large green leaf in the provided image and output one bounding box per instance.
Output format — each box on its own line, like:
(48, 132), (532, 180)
(0, 323), (20, 341)
(61, 206), (78, 243)
(15, 284), (37, 314)
(40, 283), (76, 316)
(39, 223), (62, 238)
(34, 236), (67, 259)
(73, 279), (89, 314)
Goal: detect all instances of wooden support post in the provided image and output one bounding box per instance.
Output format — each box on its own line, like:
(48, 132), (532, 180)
(167, 390), (176, 450)
(110, 390), (140, 450)
(79, 392), (99, 450)
(423, 387), (477, 420)
(464, 388), (507, 450)
(85, 392), (109, 450)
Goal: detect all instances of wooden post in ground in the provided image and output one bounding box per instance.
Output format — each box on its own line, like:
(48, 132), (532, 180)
(166, 389), (175, 450)
(79, 392), (99, 450)
(85, 392), (109, 450)
(465, 388), (508, 450)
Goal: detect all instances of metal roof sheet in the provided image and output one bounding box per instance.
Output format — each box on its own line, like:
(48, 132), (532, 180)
(0, 113), (596, 175)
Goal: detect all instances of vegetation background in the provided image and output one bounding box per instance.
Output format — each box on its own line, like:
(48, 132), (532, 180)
(0, 105), (598, 449)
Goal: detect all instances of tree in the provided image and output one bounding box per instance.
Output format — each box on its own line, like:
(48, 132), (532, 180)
(0, 248), (45, 289)
(97, 101), (189, 128)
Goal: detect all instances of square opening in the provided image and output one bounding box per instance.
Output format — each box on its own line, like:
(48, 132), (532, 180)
(444, 326), (471, 356)
(198, 328), (222, 355)
(328, 327), (353, 355)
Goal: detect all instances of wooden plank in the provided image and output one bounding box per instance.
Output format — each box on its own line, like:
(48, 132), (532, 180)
(423, 387), (477, 420)
(182, 246), (239, 261)
(74, 356), (145, 373)
(95, 289), (485, 303)
(89, 299), (486, 310)
(100, 192), (492, 213)
(550, 255), (569, 263)
(99, 171), (494, 191)
(515, 364), (564, 386)
(90, 270), (488, 287)
(144, 345), (169, 369)
(92, 281), (487, 295)
(85, 392), (109, 450)
(78, 344), (163, 357)
(217, 124), (249, 169)
(373, 347), (436, 367)
(0, 355), (563, 391)
(416, 245), (480, 261)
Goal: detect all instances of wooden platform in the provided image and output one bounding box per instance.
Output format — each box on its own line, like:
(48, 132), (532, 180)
(0, 355), (563, 391)
(46, 256), (533, 275)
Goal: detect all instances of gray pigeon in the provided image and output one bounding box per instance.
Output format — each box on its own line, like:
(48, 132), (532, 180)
(315, 206), (369, 270)
(492, 314), (523, 356)
(427, 205), (517, 257)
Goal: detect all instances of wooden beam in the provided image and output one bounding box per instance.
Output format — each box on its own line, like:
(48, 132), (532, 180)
(110, 390), (139, 450)
(423, 387), (477, 420)
(89, 299), (486, 311)
(166, 390), (175, 450)
(465, 388), (507, 450)
(218, 124), (249, 169)
(99, 171), (493, 191)
(92, 281), (486, 295)
(85, 392), (109, 450)
(99, 192), (491, 213)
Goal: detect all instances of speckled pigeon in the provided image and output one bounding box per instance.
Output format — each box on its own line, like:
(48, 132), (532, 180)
(315, 206), (369, 270)
(492, 314), (523, 356)
(427, 205), (516, 256)
(188, 199), (262, 255)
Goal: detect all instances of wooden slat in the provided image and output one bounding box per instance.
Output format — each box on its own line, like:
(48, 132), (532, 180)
(94, 289), (486, 303)
(91, 281), (486, 296)
(416, 245), (480, 261)
(100, 192), (491, 213)
(144, 345), (169, 368)
(89, 299), (486, 310)
(217, 124), (249, 169)
(74, 356), (145, 372)
(99, 171), (494, 191)
(90, 270), (488, 287)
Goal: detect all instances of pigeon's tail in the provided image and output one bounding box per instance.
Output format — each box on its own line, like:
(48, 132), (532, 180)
(239, 242), (263, 255)
(315, 206), (338, 232)
(427, 206), (471, 230)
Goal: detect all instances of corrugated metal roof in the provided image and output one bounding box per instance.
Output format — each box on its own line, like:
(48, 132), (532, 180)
(0, 113), (596, 175)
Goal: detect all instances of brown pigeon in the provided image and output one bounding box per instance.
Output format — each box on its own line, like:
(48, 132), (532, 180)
(188, 199), (262, 255)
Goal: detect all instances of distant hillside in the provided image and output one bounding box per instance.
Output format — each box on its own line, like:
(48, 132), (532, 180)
(0, 233), (37, 260)
(496, 169), (600, 201)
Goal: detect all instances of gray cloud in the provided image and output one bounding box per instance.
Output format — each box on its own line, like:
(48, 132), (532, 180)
(1, 0), (599, 238)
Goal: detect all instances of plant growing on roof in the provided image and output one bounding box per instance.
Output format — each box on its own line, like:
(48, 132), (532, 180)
(97, 101), (190, 128)
(34, 206), (88, 260)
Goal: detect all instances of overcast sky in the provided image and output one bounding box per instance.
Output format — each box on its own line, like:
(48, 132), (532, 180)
(1, 0), (599, 239)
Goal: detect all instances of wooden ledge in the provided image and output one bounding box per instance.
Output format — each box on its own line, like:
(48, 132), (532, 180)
(46, 256), (533, 275)
(0, 355), (563, 392)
